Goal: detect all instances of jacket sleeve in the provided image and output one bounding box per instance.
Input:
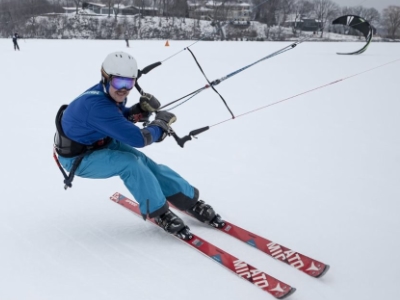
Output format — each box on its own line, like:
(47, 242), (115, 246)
(87, 100), (162, 148)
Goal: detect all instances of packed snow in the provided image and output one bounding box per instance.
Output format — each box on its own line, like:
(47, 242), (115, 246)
(0, 38), (399, 300)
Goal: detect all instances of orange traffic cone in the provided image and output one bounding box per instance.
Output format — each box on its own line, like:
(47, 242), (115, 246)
(165, 40), (170, 47)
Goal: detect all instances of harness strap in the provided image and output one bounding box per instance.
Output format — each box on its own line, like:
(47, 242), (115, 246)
(53, 104), (111, 189)
(67, 151), (92, 189)
(53, 148), (92, 190)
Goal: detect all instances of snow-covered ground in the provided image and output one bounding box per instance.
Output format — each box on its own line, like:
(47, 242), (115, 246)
(0, 38), (399, 300)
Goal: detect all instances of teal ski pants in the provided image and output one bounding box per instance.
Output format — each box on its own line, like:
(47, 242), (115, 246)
(58, 139), (198, 217)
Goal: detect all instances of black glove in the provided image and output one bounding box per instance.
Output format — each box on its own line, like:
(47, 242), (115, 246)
(128, 93), (161, 123)
(148, 111), (177, 142)
(139, 93), (160, 112)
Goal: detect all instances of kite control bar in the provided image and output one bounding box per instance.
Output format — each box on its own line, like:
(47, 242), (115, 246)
(170, 126), (209, 148)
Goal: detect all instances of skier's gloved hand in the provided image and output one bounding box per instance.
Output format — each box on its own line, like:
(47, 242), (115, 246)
(128, 103), (149, 123)
(128, 93), (161, 123)
(139, 93), (160, 112)
(148, 111), (177, 142)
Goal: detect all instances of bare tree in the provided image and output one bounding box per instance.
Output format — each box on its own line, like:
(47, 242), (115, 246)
(292, 0), (313, 34)
(113, 0), (124, 20)
(73, 0), (83, 14)
(167, 0), (189, 18)
(0, 0), (54, 36)
(208, 0), (229, 22)
(131, 0), (156, 17)
(382, 5), (400, 39)
(26, 0), (53, 36)
(278, 0), (294, 25)
(98, 0), (127, 18)
(253, 0), (280, 26)
(363, 7), (380, 27)
(312, 0), (339, 37)
(347, 5), (366, 17)
(0, 1), (16, 35)
(99, 0), (114, 17)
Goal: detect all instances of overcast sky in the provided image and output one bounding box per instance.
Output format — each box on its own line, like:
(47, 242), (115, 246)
(332, 0), (398, 12)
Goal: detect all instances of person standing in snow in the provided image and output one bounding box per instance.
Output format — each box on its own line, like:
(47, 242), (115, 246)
(12, 33), (20, 51)
(54, 51), (221, 237)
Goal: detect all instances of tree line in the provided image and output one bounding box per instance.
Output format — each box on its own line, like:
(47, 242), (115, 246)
(0, 0), (399, 39)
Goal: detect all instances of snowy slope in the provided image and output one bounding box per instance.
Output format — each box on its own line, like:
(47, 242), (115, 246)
(0, 38), (399, 300)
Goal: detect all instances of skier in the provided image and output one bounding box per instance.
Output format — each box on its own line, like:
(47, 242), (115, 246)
(12, 33), (20, 51)
(54, 51), (221, 238)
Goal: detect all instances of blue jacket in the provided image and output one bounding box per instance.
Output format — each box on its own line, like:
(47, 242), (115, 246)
(62, 82), (162, 147)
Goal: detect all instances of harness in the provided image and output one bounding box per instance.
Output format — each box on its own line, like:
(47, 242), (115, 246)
(53, 104), (111, 189)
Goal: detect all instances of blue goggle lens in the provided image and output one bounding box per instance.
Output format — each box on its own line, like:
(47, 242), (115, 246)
(110, 76), (135, 90)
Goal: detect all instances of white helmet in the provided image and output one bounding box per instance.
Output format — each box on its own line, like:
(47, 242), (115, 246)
(101, 51), (138, 80)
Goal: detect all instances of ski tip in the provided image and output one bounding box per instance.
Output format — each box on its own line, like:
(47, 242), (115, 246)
(315, 264), (330, 278)
(278, 287), (296, 299)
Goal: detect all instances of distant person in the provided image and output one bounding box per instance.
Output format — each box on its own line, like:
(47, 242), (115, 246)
(12, 33), (20, 51)
(53, 51), (223, 238)
(125, 39), (130, 48)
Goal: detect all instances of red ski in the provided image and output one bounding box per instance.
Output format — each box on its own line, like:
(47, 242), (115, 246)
(212, 221), (329, 278)
(110, 192), (296, 299)
(173, 207), (330, 278)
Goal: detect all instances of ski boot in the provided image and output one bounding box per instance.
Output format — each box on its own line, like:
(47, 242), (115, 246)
(155, 210), (185, 234)
(155, 210), (193, 240)
(186, 200), (225, 228)
(175, 225), (193, 240)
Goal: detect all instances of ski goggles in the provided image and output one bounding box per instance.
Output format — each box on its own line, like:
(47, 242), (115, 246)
(110, 76), (136, 90)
